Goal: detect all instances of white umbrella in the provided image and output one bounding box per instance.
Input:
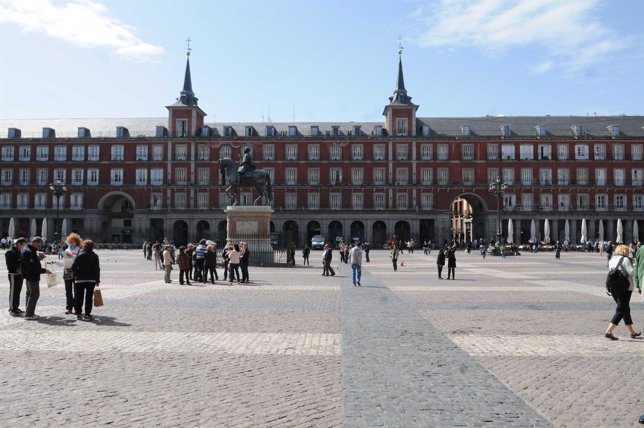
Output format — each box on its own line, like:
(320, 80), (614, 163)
(61, 218), (69, 238)
(633, 220), (639, 243)
(41, 218), (48, 241)
(564, 220), (570, 243)
(616, 218), (623, 243)
(530, 219), (537, 243)
(580, 218), (587, 245)
(598, 220), (604, 242)
(507, 219), (513, 244)
(8, 217), (15, 238)
(30, 218), (37, 239)
(543, 219), (550, 243)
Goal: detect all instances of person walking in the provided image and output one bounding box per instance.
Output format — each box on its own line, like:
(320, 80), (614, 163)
(447, 245), (457, 279)
(302, 245), (310, 266)
(142, 241), (148, 258)
(204, 244), (219, 283)
(6, 237), (27, 316)
(364, 242), (371, 262)
(635, 242), (644, 302)
(227, 244), (240, 284)
(239, 242), (250, 283)
(61, 233), (82, 314)
(604, 244), (641, 340)
(21, 237), (51, 321)
(152, 242), (162, 270)
(390, 245), (400, 272)
(555, 240), (562, 259)
(437, 246), (446, 279)
(349, 243), (363, 286)
(322, 244), (335, 276)
(71, 240), (100, 321)
(221, 245), (229, 281)
(162, 245), (174, 284)
(193, 239), (207, 282)
(176, 246), (191, 285)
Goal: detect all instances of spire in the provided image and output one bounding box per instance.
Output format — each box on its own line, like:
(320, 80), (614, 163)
(388, 44), (413, 105)
(177, 47), (198, 107)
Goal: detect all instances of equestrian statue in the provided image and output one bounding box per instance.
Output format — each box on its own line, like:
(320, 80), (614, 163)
(218, 148), (273, 206)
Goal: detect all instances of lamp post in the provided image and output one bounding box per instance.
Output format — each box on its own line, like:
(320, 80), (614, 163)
(49, 180), (67, 243)
(489, 176), (507, 244)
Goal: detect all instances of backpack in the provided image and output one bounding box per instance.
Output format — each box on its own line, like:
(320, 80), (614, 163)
(606, 256), (630, 296)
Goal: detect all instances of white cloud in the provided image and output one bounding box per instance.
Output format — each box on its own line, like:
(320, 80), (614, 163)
(0, 0), (164, 61)
(416, 0), (632, 74)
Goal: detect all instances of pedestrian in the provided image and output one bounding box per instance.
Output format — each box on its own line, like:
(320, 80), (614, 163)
(500, 243), (506, 259)
(339, 243), (345, 264)
(635, 242), (644, 303)
(162, 245), (174, 284)
(193, 239), (207, 282)
(423, 240), (428, 255)
(447, 245), (457, 279)
(606, 242), (614, 266)
(287, 242), (296, 266)
(364, 242), (371, 262)
(480, 244), (487, 259)
(239, 242), (250, 283)
(71, 239), (100, 321)
(302, 245), (310, 266)
(204, 244), (219, 283)
(142, 241), (147, 258)
(152, 242), (162, 269)
(227, 244), (240, 283)
(146, 241), (153, 260)
(555, 240), (562, 259)
(61, 232), (82, 315)
(21, 237), (51, 321)
(6, 237), (27, 316)
(437, 247), (446, 279)
(322, 244), (335, 276)
(349, 243), (363, 286)
(186, 244), (195, 280)
(390, 245), (399, 272)
(176, 246), (191, 285)
(222, 245), (229, 281)
(604, 244), (641, 340)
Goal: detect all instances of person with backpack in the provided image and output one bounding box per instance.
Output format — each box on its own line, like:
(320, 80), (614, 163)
(604, 244), (641, 340)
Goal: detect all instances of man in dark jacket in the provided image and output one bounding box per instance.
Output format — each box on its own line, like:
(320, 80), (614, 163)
(71, 239), (100, 321)
(322, 244), (335, 276)
(5, 237), (27, 316)
(21, 237), (50, 320)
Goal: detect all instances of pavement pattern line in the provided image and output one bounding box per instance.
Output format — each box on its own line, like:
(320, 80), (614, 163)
(0, 330), (341, 356)
(340, 268), (553, 427)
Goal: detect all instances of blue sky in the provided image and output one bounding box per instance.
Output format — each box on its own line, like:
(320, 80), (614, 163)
(0, 0), (643, 122)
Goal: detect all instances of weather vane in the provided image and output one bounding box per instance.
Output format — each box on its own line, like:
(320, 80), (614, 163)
(186, 37), (192, 56)
(397, 34), (404, 55)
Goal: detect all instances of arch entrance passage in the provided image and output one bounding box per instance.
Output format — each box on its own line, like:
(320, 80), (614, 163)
(283, 220), (299, 248)
(450, 194), (487, 245)
(394, 221), (411, 243)
(196, 220), (211, 241)
(99, 192), (136, 243)
(372, 221), (387, 249)
(350, 221), (364, 243)
(328, 221), (343, 247)
(306, 221), (321, 245)
(173, 220), (188, 246)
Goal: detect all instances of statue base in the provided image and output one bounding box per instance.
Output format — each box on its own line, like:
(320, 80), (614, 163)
(224, 206), (274, 266)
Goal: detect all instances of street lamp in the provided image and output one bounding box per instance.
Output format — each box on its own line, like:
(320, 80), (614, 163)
(489, 176), (507, 244)
(49, 180), (67, 242)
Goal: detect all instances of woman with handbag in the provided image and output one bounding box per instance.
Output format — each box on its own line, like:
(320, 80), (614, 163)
(52, 233), (82, 315)
(604, 244), (641, 340)
(71, 240), (100, 321)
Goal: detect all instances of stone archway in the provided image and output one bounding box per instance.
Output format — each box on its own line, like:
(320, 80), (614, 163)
(394, 221), (411, 243)
(449, 193), (487, 244)
(328, 221), (343, 247)
(306, 221), (321, 244)
(350, 221), (364, 243)
(173, 220), (189, 246)
(372, 221), (387, 249)
(196, 220), (211, 240)
(283, 220), (299, 248)
(98, 192), (136, 243)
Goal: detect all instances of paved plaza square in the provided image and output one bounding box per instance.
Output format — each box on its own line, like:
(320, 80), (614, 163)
(0, 248), (642, 427)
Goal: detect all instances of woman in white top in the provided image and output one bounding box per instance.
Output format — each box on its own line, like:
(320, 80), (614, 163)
(605, 244), (641, 340)
(62, 233), (82, 314)
(227, 244), (240, 284)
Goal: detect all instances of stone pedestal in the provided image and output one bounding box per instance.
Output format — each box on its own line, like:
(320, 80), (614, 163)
(225, 206), (274, 265)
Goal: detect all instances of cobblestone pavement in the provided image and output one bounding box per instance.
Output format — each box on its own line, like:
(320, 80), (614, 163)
(0, 248), (642, 427)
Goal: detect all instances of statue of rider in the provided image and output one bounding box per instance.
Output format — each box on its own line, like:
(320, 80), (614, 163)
(237, 147), (256, 177)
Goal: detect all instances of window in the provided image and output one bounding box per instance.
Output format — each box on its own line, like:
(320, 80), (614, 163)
(614, 169), (625, 186)
(373, 168), (385, 185)
(285, 193), (297, 209)
(285, 145), (297, 161)
(461, 144), (474, 160)
(352, 193), (363, 210)
(487, 168), (499, 184)
(88, 145), (100, 161)
(396, 144), (407, 160)
(310, 126), (320, 137)
(420, 168), (432, 185)
(54, 169), (65, 183)
(557, 168), (570, 185)
(462, 168), (474, 185)
(395, 168), (408, 185)
(520, 145), (533, 160)
(437, 168), (449, 185)
(197, 193), (209, 209)
(330, 168), (342, 185)
(308, 144), (319, 161)
(197, 144), (210, 161)
(219, 144), (232, 159)
(351, 168), (363, 185)
(594, 144), (606, 160)
(266, 126), (277, 137)
(374, 126), (383, 137)
(136, 169), (147, 185)
(615, 194), (626, 211)
(308, 168), (320, 185)
(396, 193), (408, 209)
(373, 144), (386, 161)
(176, 119), (188, 137)
(53, 194), (64, 210)
(575, 144), (589, 160)
(37, 146), (49, 161)
(16, 194), (28, 209)
(632, 145), (643, 161)
(632, 169), (643, 186)
(521, 168), (532, 186)
(633, 195), (644, 211)
(175, 168), (188, 185)
(330, 193), (341, 209)
(330, 145), (342, 160)
(577, 194), (589, 210)
(1, 169), (12, 185)
(175, 144), (188, 161)
(136, 145), (148, 161)
(571, 124), (583, 138)
(421, 125), (430, 137)
(19, 146), (30, 161)
(352, 144), (364, 160)
(308, 192), (319, 210)
(71, 169), (83, 185)
(576, 168), (588, 185)
(595, 194), (608, 211)
(288, 126), (297, 136)
(536, 124), (547, 137)
(198, 168), (209, 185)
(151, 193), (163, 209)
(504, 194), (516, 210)
(538, 144), (552, 160)
(0, 193), (10, 209)
(374, 193), (385, 210)
(72, 146), (84, 161)
(19, 169), (29, 185)
(111, 169), (123, 185)
(2, 146), (14, 161)
(37, 169), (48, 185)
(244, 126), (254, 137)
(461, 125), (471, 136)
(87, 169), (99, 186)
(52, 146), (65, 161)
(557, 144), (569, 160)
(262, 144), (274, 161)
(219, 192), (231, 208)
(539, 168), (552, 186)
(540, 194), (553, 211)
(332, 126), (340, 136)
(111, 145), (124, 161)
(502, 168), (514, 185)
(396, 118), (408, 136)
(150, 169), (163, 185)
(487, 144), (498, 160)
(34, 193), (47, 209)
(595, 168), (607, 186)
(558, 194), (570, 211)
(420, 144), (432, 160)
(175, 193), (187, 209)
(285, 168), (297, 185)
(151, 145), (163, 161)
(521, 193), (533, 211)
(421, 193), (433, 210)
(500, 124), (511, 138)
(70, 193), (83, 210)
(501, 144), (515, 160)
(613, 144), (624, 161)
(437, 144), (449, 161)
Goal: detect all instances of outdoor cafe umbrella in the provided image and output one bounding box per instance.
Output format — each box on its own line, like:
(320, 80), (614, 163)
(8, 217), (15, 239)
(564, 219), (570, 243)
(580, 218), (587, 245)
(30, 218), (37, 239)
(634, 220), (639, 243)
(598, 220), (604, 242)
(507, 219), (513, 244)
(530, 219), (537, 243)
(41, 218), (48, 241)
(61, 218), (69, 238)
(616, 218), (623, 243)
(543, 218), (550, 243)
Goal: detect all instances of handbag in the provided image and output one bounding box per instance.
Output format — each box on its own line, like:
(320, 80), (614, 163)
(47, 268), (60, 288)
(63, 268), (74, 281)
(94, 286), (104, 307)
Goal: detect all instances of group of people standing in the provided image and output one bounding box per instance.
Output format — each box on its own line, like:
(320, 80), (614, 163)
(6, 233), (101, 322)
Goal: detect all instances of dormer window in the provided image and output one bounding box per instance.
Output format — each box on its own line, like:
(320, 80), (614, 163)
(311, 126), (320, 136)
(245, 126), (255, 137)
(571, 124), (582, 138)
(373, 126), (383, 137)
(461, 125), (471, 136)
(288, 126), (297, 136)
(500, 124), (510, 138)
(353, 125), (361, 136)
(422, 125), (430, 137)
(332, 126), (340, 136)
(607, 125), (620, 138)
(266, 126), (276, 137)
(535, 124), (547, 138)
(224, 126), (234, 137)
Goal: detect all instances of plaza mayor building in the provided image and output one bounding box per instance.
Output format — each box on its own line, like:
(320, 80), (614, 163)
(1, 51), (643, 248)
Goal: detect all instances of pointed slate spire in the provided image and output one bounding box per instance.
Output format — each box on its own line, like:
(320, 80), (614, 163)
(178, 53), (199, 107)
(388, 47), (413, 105)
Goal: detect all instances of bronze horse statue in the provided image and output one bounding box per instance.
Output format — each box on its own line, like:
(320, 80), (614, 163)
(218, 158), (273, 206)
